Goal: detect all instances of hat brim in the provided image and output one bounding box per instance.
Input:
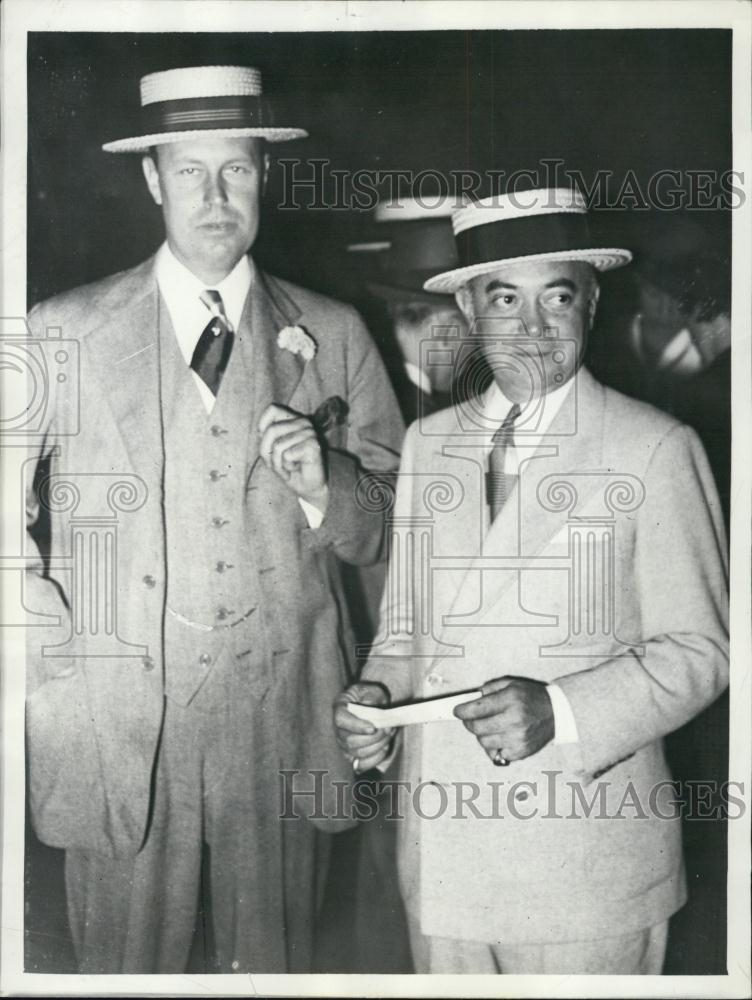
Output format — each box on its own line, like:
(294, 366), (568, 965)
(102, 125), (308, 153)
(423, 248), (633, 294)
(366, 280), (454, 304)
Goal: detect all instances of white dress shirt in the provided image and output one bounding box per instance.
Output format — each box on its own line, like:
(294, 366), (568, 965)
(478, 375), (579, 745)
(404, 361), (433, 396)
(155, 242), (324, 528)
(630, 313), (703, 376)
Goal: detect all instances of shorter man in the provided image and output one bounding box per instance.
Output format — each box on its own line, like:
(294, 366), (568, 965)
(335, 185), (729, 974)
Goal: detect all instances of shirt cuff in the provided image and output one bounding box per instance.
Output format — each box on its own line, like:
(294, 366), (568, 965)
(547, 683), (579, 745)
(299, 497), (325, 529)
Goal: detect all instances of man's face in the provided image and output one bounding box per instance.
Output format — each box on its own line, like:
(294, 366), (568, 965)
(460, 259), (599, 402)
(392, 299), (468, 394)
(142, 135), (268, 284)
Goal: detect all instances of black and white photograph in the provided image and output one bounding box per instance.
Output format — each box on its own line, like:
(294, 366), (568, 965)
(1, 1), (750, 996)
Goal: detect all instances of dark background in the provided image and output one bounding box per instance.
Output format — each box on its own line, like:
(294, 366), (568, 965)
(26, 28), (732, 976)
(28, 29), (731, 307)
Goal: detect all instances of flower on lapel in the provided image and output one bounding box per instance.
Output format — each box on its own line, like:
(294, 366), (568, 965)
(277, 325), (317, 362)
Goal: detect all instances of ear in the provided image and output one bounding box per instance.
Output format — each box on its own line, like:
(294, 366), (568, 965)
(142, 154), (162, 206)
(455, 285), (474, 324)
(262, 152), (271, 197)
(587, 275), (601, 329)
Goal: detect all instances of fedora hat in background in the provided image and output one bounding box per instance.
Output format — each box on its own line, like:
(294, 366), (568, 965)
(347, 198), (460, 303)
(102, 64), (307, 153)
(424, 187), (633, 294)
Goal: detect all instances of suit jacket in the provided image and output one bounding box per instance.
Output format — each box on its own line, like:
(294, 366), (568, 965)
(363, 366), (728, 944)
(25, 254), (405, 861)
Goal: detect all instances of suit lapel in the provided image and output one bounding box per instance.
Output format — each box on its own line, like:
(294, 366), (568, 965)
(244, 266), (306, 471)
(437, 369), (607, 648)
(84, 260), (163, 489)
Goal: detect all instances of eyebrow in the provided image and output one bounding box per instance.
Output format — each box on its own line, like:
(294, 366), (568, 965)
(484, 278), (578, 293)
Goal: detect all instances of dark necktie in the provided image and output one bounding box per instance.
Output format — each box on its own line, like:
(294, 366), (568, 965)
(486, 403), (521, 521)
(190, 289), (234, 396)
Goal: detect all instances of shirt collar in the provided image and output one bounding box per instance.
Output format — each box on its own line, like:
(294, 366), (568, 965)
(479, 372), (575, 446)
(154, 242), (253, 363)
(404, 362), (433, 396)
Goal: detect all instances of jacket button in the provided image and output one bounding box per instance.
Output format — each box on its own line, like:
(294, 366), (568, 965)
(142, 575), (156, 589)
(216, 607), (234, 621)
(142, 656), (155, 672)
(515, 789), (529, 802)
(199, 653), (211, 667)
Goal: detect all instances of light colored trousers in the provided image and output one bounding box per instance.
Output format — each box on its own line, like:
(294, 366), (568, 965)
(408, 917), (668, 974)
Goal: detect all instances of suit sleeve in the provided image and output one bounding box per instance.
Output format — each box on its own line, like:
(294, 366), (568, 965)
(554, 423), (729, 779)
(23, 302), (74, 696)
(358, 422), (419, 704)
(303, 306), (405, 566)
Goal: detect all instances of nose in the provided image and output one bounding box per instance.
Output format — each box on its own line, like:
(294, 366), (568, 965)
(203, 171), (228, 205)
(519, 300), (544, 337)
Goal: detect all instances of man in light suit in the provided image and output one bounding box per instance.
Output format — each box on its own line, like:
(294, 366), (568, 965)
(25, 65), (403, 973)
(335, 186), (729, 974)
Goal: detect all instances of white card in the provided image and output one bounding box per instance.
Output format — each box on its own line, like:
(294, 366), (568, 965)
(347, 689), (482, 729)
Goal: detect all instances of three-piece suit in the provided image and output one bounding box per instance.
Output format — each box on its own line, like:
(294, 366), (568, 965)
(24, 253), (404, 972)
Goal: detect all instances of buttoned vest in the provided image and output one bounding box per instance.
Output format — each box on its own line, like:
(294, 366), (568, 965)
(158, 299), (262, 706)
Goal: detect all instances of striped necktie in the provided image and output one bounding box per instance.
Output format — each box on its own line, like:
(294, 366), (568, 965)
(190, 289), (234, 396)
(486, 403), (521, 521)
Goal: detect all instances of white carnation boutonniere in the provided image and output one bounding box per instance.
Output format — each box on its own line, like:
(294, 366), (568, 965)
(277, 325), (317, 362)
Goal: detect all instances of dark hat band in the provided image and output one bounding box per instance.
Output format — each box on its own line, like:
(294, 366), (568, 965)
(141, 95), (274, 135)
(456, 213), (593, 269)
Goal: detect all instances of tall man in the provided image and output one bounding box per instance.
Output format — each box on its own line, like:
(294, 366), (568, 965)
(25, 65), (403, 974)
(335, 186), (729, 974)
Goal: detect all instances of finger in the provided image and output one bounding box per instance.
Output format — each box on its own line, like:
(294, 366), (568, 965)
(340, 731), (391, 752)
(463, 713), (511, 738)
(485, 745), (515, 765)
(480, 676), (516, 697)
(257, 403), (300, 436)
(334, 703), (377, 735)
(275, 434), (321, 474)
(356, 746), (392, 771)
(455, 688), (510, 721)
(259, 420), (310, 462)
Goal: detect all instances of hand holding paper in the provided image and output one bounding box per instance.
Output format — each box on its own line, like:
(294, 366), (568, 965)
(333, 681), (395, 772)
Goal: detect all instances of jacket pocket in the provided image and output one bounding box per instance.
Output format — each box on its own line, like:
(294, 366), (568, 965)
(26, 671), (111, 855)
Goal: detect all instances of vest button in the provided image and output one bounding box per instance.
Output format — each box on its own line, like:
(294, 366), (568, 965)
(142, 656), (155, 672)
(142, 574), (156, 589)
(216, 561), (229, 573)
(199, 653), (211, 667)
(210, 424), (226, 437)
(209, 469), (221, 482)
(211, 516), (228, 528)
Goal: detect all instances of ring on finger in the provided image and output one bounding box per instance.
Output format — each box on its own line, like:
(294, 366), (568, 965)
(492, 748), (510, 767)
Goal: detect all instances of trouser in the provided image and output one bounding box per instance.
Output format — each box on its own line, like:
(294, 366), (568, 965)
(408, 916), (668, 974)
(64, 671), (324, 974)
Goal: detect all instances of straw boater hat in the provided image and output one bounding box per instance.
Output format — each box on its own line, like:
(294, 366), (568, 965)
(423, 187), (632, 294)
(102, 65), (307, 153)
(347, 198), (460, 303)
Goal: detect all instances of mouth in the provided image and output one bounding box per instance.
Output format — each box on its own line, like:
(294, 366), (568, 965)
(198, 221), (238, 233)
